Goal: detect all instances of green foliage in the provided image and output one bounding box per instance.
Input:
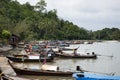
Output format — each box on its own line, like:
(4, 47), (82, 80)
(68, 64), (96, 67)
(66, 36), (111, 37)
(0, 0), (119, 41)
(93, 28), (120, 40)
(35, 0), (47, 12)
(2, 30), (11, 39)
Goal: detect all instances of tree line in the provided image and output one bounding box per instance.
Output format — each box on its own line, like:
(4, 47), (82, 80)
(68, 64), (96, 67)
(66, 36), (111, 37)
(0, 0), (120, 42)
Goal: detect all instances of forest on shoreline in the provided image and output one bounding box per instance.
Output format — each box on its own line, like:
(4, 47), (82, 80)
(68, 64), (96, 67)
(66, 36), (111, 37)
(0, 0), (120, 42)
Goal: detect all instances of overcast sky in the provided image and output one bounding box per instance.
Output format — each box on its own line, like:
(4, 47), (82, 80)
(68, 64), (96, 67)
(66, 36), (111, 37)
(17, 0), (120, 31)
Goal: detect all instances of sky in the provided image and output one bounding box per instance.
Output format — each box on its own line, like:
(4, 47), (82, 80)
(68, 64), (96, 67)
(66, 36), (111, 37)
(17, 0), (120, 31)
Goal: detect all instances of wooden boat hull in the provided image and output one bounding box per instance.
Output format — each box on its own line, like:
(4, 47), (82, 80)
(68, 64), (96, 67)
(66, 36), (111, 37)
(55, 53), (97, 59)
(59, 48), (75, 51)
(59, 47), (79, 51)
(6, 55), (53, 62)
(8, 60), (74, 76)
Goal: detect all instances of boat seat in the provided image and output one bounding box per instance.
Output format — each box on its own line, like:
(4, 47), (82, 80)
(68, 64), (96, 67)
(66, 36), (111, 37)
(77, 73), (84, 77)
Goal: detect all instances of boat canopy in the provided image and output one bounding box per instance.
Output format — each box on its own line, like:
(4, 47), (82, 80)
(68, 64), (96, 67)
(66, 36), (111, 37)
(41, 64), (58, 71)
(28, 55), (39, 59)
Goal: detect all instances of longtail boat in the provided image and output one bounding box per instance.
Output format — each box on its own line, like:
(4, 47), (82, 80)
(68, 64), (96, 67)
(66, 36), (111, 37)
(8, 60), (83, 76)
(6, 54), (53, 62)
(55, 52), (97, 59)
(58, 46), (79, 51)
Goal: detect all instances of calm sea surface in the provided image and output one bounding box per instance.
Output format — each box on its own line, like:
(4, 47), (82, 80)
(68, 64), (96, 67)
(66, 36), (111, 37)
(1, 41), (120, 80)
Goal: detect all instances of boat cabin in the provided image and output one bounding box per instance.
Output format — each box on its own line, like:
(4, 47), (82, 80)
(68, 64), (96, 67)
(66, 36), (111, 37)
(9, 34), (19, 47)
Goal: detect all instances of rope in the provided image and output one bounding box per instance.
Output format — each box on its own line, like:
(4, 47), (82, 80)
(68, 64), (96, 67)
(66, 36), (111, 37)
(0, 72), (4, 76)
(0, 72), (13, 80)
(1, 76), (13, 80)
(83, 69), (115, 76)
(0, 69), (14, 80)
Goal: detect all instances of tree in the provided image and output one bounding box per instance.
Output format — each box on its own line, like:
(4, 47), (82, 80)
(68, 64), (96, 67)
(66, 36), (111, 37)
(0, 0), (119, 41)
(2, 30), (11, 39)
(1, 30), (11, 45)
(35, 0), (46, 12)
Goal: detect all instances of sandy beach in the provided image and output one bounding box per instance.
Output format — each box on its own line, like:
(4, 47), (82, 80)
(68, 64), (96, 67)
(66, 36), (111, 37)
(0, 46), (20, 76)
(0, 57), (16, 75)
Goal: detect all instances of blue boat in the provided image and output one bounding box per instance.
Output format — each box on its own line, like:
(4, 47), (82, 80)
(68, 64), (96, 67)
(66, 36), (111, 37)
(73, 72), (120, 80)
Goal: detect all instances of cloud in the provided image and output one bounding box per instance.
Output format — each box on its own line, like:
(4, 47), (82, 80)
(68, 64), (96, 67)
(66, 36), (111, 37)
(17, 0), (120, 31)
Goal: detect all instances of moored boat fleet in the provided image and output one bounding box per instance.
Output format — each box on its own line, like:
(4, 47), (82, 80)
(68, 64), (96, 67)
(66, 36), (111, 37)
(1, 40), (120, 80)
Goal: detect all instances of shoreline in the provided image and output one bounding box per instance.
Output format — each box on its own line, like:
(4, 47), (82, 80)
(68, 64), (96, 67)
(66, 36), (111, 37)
(0, 46), (13, 57)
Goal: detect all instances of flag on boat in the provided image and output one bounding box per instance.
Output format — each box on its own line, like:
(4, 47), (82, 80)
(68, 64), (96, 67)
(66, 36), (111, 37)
(43, 59), (46, 64)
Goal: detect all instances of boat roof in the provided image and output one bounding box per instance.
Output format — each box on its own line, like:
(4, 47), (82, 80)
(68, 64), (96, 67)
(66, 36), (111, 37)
(73, 72), (120, 80)
(41, 64), (58, 71)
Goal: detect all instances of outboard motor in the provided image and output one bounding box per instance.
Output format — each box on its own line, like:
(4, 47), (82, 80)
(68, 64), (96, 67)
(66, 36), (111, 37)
(76, 66), (84, 73)
(92, 52), (95, 55)
(87, 53), (90, 55)
(76, 66), (84, 77)
(48, 50), (54, 60)
(76, 66), (81, 71)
